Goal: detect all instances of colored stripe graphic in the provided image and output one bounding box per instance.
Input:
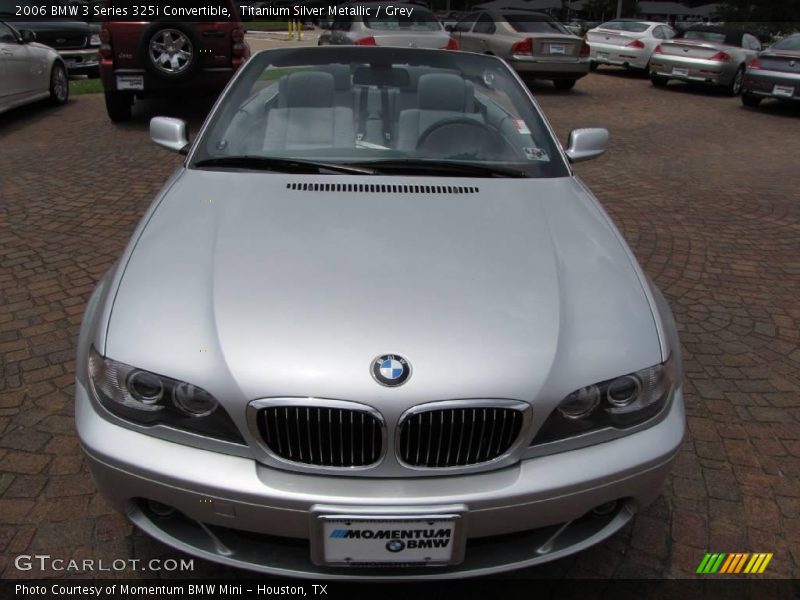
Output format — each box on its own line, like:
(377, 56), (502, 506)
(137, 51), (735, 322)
(698, 552), (773, 574)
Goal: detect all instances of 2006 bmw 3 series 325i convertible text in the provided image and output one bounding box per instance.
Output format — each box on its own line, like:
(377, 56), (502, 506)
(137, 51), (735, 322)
(75, 47), (685, 578)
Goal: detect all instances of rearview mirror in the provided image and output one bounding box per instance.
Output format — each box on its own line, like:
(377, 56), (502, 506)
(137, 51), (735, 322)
(19, 29), (36, 44)
(565, 128), (608, 163)
(150, 117), (189, 154)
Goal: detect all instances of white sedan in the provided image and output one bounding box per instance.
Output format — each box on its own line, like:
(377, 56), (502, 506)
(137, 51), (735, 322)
(586, 19), (676, 73)
(0, 20), (69, 115)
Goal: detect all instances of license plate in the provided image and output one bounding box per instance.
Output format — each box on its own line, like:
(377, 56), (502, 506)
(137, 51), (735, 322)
(314, 514), (463, 567)
(549, 43), (566, 55)
(64, 59), (77, 69)
(672, 67), (689, 77)
(116, 75), (144, 91)
(773, 84), (795, 97)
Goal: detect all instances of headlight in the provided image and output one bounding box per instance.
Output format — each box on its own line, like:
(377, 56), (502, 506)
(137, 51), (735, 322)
(532, 356), (678, 445)
(88, 346), (243, 443)
(90, 33), (101, 46)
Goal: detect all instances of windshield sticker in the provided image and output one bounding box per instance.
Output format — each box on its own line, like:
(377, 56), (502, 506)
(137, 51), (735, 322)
(524, 147), (550, 162)
(513, 119), (531, 135)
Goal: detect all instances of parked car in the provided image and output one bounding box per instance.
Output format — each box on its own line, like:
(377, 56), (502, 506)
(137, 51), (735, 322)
(586, 19), (675, 73)
(76, 46), (684, 578)
(98, 0), (250, 122)
(0, 0), (100, 76)
(741, 32), (800, 108)
(649, 25), (762, 95)
(449, 10), (589, 90)
(0, 19), (69, 114)
(317, 1), (456, 49)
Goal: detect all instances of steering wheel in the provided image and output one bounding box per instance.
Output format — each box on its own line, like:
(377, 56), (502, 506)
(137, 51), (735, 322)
(416, 118), (503, 159)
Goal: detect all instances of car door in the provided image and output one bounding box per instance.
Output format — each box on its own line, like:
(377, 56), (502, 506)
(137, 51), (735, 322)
(452, 12), (479, 52)
(0, 22), (35, 107)
(469, 13), (497, 54)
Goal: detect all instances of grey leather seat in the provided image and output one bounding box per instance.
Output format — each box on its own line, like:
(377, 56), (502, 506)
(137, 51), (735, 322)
(394, 73), (483, 153)
(264, 71), (355, 151)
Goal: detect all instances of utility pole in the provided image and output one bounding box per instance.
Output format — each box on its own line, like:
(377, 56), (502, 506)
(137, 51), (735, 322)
(616, 0), (624, 18)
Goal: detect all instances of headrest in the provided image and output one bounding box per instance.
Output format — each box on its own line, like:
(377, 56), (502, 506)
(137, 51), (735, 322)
(316, 65), (351, 91)
(417, 73), (474, 112)
(279, 71), (334, 108)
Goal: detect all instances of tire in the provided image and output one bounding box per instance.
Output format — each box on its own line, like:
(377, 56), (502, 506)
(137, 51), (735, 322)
(48, 62), (69, 106)
(741, 92), (762, 108)
(727, 66), (745, 96)
(104, 91), (133, 122)
(589, 61), (598, 72)
(651, 74), (669, 88)
(553, 79), (577, 90)
(139, 21), (200, 82)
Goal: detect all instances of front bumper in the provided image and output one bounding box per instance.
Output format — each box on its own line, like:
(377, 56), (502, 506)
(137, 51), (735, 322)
(589, 44), (650, 69)
(77, 380), (684, 578)
(743, 68), (800, 101)
(650, 54), (736, 86)
(59, 47), (99, 73)
(507, 56), (590, 78)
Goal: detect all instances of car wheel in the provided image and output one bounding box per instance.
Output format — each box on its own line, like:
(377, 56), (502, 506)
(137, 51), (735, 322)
(650, 74), (669, 88)
(139, 21), (200, 82)
(589, 61), (598, 71)
(104, 91), (133, 122)
(553, 79), (577, 91)
(741, 92), (762, 108)
(727, 66), (745, 96)
(48, 62), (69, 106)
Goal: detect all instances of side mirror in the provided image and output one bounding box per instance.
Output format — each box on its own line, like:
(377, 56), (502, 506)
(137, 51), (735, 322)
(150, 116), (190, 154)
(565, 128), (608, 163)
(19, 29), (37, 44)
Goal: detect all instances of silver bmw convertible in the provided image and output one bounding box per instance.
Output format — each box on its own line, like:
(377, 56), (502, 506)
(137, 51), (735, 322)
(76, 47), (684, 578)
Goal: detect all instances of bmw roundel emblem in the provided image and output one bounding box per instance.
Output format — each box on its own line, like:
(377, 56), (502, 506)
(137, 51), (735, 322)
(386, 539), (405, 552)
(371, 354), (411, 387)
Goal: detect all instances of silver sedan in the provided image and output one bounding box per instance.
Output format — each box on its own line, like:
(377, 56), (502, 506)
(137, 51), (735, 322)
(0, 20), (68, 115)
(450, 10), (590, 90)
(76, 47), (685, 578)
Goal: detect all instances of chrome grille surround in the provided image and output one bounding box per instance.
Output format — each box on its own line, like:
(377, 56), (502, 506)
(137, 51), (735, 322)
(247, 399), (387, 472)
(396, 400), (533, 472)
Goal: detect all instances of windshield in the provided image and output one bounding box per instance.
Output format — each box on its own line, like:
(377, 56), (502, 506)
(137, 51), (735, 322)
(192, 48), (569, 178)
(504, 15), (568, 35)
(363, 9), (441, 31)
(772, 35), (800, 51)
(599, 21), (649, 33)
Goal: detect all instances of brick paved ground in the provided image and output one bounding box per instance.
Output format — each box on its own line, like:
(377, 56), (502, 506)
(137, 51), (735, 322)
(1, 68), (799, 580)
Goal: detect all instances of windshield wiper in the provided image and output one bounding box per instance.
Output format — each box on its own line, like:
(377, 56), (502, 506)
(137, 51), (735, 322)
(352, 159), (529, 178)
(193, 156), (377, 175)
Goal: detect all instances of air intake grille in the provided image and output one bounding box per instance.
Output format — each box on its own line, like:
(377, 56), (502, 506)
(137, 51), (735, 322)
(257, 406), (383, 467)
(37, 33), (87, 49)
(399, 407), (524, 468)
(286, 182), (479, 194)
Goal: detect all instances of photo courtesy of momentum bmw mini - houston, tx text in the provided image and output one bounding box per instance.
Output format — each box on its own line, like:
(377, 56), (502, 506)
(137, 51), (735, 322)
(75, 43), (685, 578)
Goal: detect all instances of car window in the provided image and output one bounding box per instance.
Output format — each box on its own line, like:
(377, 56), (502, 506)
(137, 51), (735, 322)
(332, 16), (352, 31)
(363, 9), (441, 32)
(599, 21), (649, 33)
(683, 31), (726, 43)
(194, 48), (569, 179)
(0, 21), (17, 43)
(772, 35), (800, 51)
(662, 26), (676, 39)
(454, 12), (479, 33)
(504, 14), (568, 34)
(473, 13), (496, 35)
(743, 34), (761, 50)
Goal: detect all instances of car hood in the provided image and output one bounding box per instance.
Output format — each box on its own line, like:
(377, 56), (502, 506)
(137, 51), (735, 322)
(106, 171), (661, 420)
